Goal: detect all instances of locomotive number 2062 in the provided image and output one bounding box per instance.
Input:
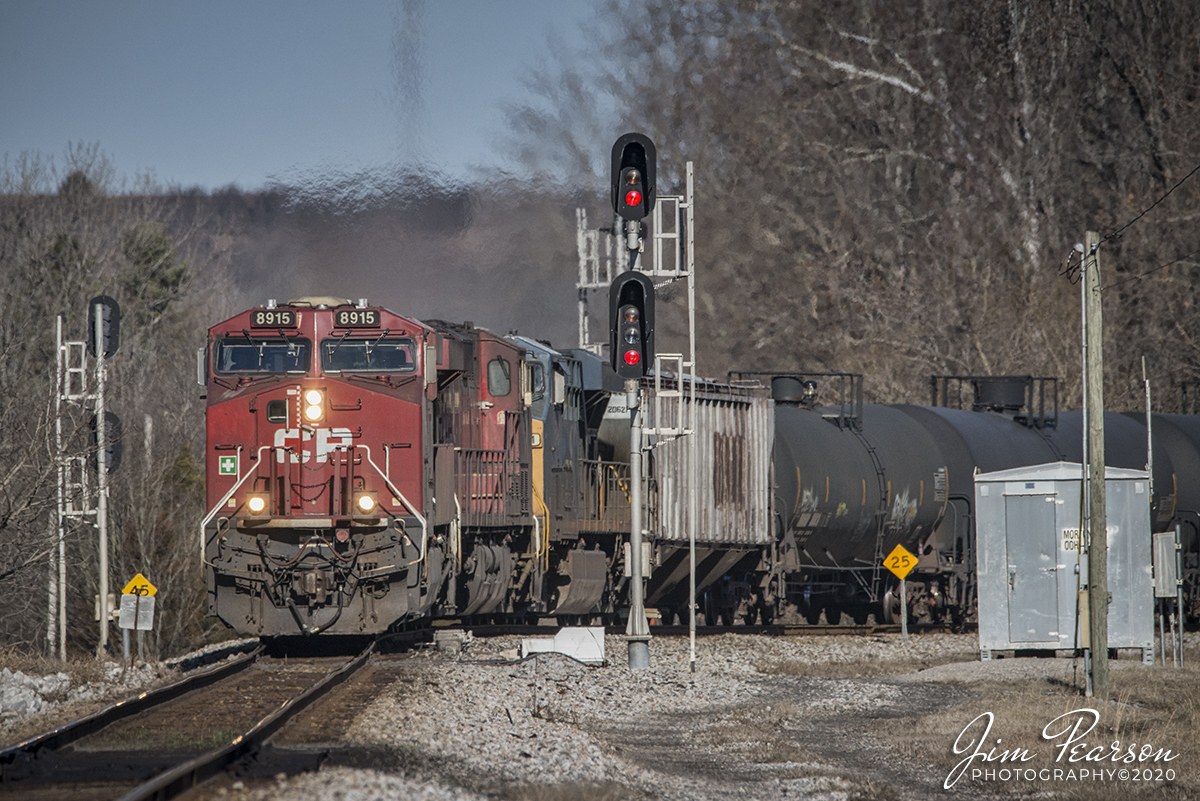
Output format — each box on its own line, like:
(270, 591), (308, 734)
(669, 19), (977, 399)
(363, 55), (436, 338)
(335, 309), (380, 327)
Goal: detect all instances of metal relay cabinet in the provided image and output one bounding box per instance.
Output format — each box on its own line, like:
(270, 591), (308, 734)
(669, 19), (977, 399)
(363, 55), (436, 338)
(974, 462), (1153, 662)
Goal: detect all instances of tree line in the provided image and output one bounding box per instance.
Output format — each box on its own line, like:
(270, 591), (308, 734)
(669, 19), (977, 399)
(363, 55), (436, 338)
(500, 0), (1200, 409)
(0, 144), (238, 658)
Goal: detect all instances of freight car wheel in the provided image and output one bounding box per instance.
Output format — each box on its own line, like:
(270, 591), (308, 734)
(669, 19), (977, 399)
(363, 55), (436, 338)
(881, 587), (903, 625)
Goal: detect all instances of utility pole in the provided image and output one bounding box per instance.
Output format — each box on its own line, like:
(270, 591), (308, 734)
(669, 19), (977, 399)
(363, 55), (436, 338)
(1084, 230), (1109, 700)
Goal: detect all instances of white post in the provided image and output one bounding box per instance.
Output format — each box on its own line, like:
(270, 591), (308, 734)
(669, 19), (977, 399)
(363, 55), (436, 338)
(95, 304), (110, 659)
(52, 317), (63, 658)
(47, 515), (57, 656)
(577, 208), (589, 350)
(686, 162), (698, 672)
(626, 380), (650, 669)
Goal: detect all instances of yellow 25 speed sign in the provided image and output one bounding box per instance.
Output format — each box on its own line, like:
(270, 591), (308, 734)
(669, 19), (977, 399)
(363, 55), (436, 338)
(884, 544), (917, 581)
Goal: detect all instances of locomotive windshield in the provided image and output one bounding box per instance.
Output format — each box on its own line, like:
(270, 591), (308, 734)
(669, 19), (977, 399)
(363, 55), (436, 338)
(215, 338), (310, 373)
(321, 337), (416, 373)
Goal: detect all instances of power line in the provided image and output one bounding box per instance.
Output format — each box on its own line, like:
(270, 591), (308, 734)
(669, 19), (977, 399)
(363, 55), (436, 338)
(1102, 246), (1200, 291)
(1101, 161), (1200, 244)
(1059, 160), (1200, 284)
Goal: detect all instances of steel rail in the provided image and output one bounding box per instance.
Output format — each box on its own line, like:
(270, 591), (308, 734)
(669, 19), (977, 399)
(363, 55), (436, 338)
(638, 622), (972, 637)
(435, 620), (973, 640)
(117, 641), (375, 801)
(0, 644), (262, 779)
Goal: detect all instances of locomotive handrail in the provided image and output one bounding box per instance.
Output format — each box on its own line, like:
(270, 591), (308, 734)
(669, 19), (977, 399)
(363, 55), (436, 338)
(359, 444), (428, 565)
(199, 445), (271, 566)
(532, 482), (550, 569)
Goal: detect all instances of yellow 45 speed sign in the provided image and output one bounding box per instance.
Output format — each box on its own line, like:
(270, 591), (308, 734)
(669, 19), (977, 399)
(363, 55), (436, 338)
(122, 573), (157, 597)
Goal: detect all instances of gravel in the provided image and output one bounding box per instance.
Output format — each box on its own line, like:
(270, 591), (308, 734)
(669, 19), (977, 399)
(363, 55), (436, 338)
(5, 629), (1196, 800)
(242, 630), (1001, 801)
(250, 630), (1196, 801)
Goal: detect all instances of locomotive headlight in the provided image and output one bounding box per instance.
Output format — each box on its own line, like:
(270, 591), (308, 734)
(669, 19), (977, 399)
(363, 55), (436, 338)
(303, 389), (325, 422)
(245, 492), (270, 516)
(354, 491), (378, 514)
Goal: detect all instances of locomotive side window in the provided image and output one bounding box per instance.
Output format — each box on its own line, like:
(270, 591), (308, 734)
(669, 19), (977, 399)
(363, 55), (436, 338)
(527, 361), (547, 417)
(266, 399), (287, 424)
(487, 357), (511, 397)
(531, 363), (545, 399)
(215, 339), (310, 374)
(321, 338), (416, 373)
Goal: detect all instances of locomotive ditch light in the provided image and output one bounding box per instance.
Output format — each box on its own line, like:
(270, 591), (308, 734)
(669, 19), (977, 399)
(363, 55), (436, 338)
(354, 491), (378, 515)
(245, 492), (270, 516)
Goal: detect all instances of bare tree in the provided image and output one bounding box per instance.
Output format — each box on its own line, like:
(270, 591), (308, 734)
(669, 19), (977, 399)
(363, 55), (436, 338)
(498, 0), (1200, 408)
(0, 144), (237, 658)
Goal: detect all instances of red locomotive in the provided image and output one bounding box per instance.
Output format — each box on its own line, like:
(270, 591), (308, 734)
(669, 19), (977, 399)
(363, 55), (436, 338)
(201, 297), (628, 636)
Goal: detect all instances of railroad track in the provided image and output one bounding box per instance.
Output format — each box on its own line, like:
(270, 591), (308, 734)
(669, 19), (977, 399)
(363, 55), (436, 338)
(645, 621), (973, 636)
(0, 644), (375, 800)
(451, 619), (973, 639)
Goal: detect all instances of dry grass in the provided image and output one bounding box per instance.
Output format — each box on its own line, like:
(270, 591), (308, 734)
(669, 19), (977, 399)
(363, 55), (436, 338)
(875, 657), (1200, 799)
(0, 646), (177, 747)
(0, 646), (113, 688)
(757, 651), (978, 678)
(501, 781), (637, 801)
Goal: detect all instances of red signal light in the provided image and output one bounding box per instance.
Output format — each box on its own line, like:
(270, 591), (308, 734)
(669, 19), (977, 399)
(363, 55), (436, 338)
(623, 349), (641, 366)
(625, 190), (642, 207)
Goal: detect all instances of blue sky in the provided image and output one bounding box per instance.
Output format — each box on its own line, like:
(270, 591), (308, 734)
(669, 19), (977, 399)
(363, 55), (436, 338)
(0, 1), (595, 191)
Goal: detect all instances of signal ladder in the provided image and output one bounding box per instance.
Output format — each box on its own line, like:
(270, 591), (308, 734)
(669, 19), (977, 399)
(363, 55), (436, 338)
(51, 318), (99, 659)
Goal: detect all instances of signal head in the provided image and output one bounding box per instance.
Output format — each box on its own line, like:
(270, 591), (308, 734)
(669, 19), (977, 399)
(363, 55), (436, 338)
(609, 272), (655, 379)
(611, 133), (657, 221)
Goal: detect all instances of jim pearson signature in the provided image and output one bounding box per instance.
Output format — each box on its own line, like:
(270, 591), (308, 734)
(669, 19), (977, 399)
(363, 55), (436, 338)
(944, 709), (1179, 789)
